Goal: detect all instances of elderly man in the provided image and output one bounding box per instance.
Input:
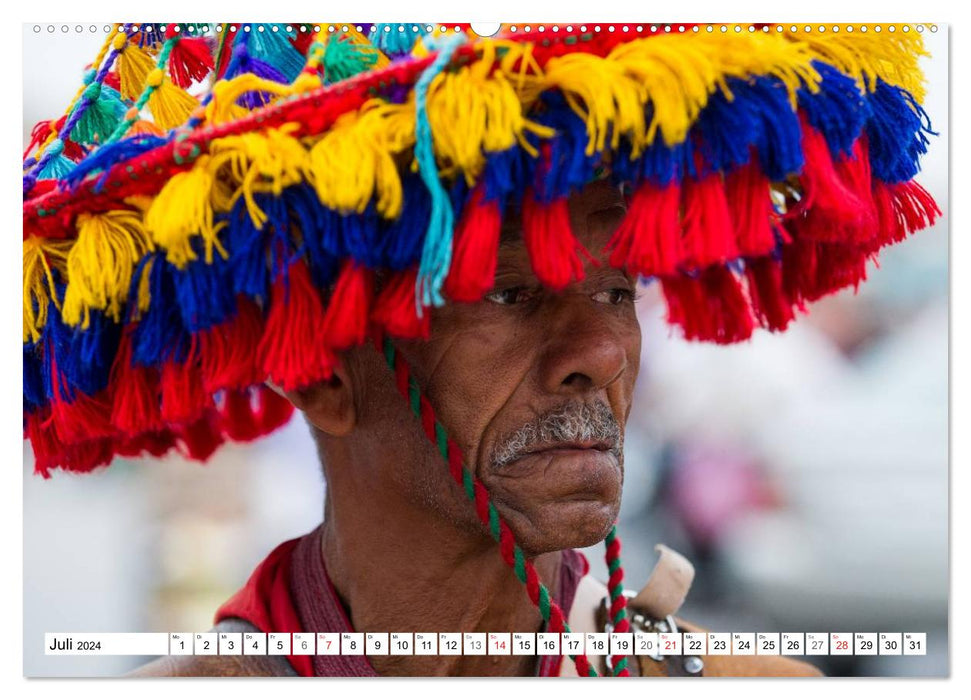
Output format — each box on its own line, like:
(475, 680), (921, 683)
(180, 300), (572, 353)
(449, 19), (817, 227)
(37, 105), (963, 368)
(130, 182), (818, 677)
(24, 21), (937, 680)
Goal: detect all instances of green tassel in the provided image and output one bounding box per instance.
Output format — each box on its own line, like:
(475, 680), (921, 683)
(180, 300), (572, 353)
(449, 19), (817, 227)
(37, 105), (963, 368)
(70, 83), (126, 146)
(322, 34), (378, 84)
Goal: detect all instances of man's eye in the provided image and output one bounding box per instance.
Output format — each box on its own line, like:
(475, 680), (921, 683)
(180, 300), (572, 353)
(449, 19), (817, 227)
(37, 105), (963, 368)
(593, 288), (636, 305)
(485, 287), (535, 305)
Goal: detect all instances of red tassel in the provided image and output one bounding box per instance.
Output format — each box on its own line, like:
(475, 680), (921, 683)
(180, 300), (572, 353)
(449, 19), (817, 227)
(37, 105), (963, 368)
(26, 409), (61, 478)
(199, 297), (265, 392)
(444, 185), (502, 302)
(50, 393), (114, 443)
(103, 72), (121, 93)
(28, 408), (114, 476)
(791, 118), (869, 242)
(175, 414), (224, 462)
(291, 29), (315, 56)
(833, 136), (878, 244)
(745, 256), (796, 332)
(662, 268), (754, 344)
(813, 242), (869, 298)
(116, 430), (176, 459)
(872, 179), (941, 251)
(782, 238), (869, 304)
(681, 172), (739, 270)
(167, 36), (215, 88)
(110, 332), (163, 435)
(521, 192), (588, 290)
(607, 182), (683, 278)
(24, 117), (83, 160)
(160, 343), (212, 425)
(62, 439), (115, 474)
(260, 259), (339, 392)
(372, 267), (431, 340)
(219, 386), (293, 442)
(219, 388), (261, 442)
(780, 234), (812, 308)
(321, 260), (375, 351)
(726, 161), (778, 257)
(49, 354), (116, 443)
(220, 386), (294, 442)
(256, 385), (294, 434)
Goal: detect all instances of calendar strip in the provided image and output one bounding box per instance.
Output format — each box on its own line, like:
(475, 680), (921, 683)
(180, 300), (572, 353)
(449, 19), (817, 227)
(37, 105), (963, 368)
(44, 632), (928, 656)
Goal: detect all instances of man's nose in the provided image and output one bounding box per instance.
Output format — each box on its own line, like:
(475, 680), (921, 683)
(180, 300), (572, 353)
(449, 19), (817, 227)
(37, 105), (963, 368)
(536, 296), (629, 396)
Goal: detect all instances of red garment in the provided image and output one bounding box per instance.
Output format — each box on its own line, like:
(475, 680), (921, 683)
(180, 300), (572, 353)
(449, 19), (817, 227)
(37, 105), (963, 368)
(215, 526), (589, 677)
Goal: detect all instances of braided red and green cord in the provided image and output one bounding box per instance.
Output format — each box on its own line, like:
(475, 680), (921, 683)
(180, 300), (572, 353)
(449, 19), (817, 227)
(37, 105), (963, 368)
(380, 335), (631, 676)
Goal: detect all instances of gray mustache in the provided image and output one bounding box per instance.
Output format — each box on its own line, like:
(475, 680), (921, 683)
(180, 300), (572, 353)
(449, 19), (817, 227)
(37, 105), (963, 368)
(491, 402), (623, 469)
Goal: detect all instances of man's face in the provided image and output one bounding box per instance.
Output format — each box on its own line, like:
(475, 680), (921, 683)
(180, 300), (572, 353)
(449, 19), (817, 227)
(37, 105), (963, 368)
(397, 181), (642, 555)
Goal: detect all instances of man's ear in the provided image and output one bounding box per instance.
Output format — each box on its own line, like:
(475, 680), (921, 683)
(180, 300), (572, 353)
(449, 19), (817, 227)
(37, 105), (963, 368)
(281, 363), (356, 437)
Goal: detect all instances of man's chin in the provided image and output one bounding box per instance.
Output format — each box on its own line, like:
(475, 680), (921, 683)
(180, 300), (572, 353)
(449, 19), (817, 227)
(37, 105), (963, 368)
(493, 498), (621, 557)
(479, 449), (623, 555)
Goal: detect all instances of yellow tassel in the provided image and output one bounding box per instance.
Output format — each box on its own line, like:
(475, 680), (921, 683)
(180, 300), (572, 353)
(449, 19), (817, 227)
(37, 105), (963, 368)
(135, 255), (154, 318)
(308, 100), (414, 217)
(145, 155), (226, 268)
(147, 78), (199, 131)
(207, 125), (310, 228)
(424, 40), (554, 182)
(206, 74), (292, 126)
(116, 43), (156, 102)
(540, 51), (649, 155)
(61, 211), (155, 328)
(785, 26), (929, 102)
(23, 237), (72, 343)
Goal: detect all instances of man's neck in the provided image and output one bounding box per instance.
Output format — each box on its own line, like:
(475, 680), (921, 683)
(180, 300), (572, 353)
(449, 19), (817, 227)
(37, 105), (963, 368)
(319, 491), (563, 676)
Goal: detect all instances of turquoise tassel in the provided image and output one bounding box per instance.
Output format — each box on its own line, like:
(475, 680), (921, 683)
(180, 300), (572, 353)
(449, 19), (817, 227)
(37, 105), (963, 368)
(247, 24), (304, 83)
(70, 83), (126, 146)
(36, 139), (76, 179)
(414, 34), (465, 310)
(322, 33), (378, 84)
(369, 23), (427, 57)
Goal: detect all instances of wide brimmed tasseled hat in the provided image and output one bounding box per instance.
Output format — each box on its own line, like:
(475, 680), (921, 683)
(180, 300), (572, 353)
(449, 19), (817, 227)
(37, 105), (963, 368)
(24, 22), (940, 477)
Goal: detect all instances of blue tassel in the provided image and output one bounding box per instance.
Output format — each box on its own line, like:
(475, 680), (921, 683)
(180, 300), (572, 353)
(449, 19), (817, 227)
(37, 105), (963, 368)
(865, 79), (935, 183)
(222, 198), (270, 303)
(283, 184), (340, 288)
(341, 207), (383, 268)
(40, 287), (120, 399)
(64, 133), (168, 191)
(611, 136), (690, 187)
(173, 240), (236, 332)
(694, 76), (803, 180)
(798, 61), (870, 159)
(261, 193), (302, 280)
(136, 24), (164, 49)
(381, 174), (433, 270)
(24, 342), (46, 411)
(131, 253), (190, 366)
(247, 24), (304, 83)
(482, 143), (532, 207)
(530, 91), (601, 202)
(369, 23), (427, 58)
(414, 35), (465, 308)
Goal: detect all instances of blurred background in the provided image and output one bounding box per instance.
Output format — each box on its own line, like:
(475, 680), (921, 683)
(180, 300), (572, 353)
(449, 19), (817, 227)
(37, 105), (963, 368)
(23, 23), (948, 677)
